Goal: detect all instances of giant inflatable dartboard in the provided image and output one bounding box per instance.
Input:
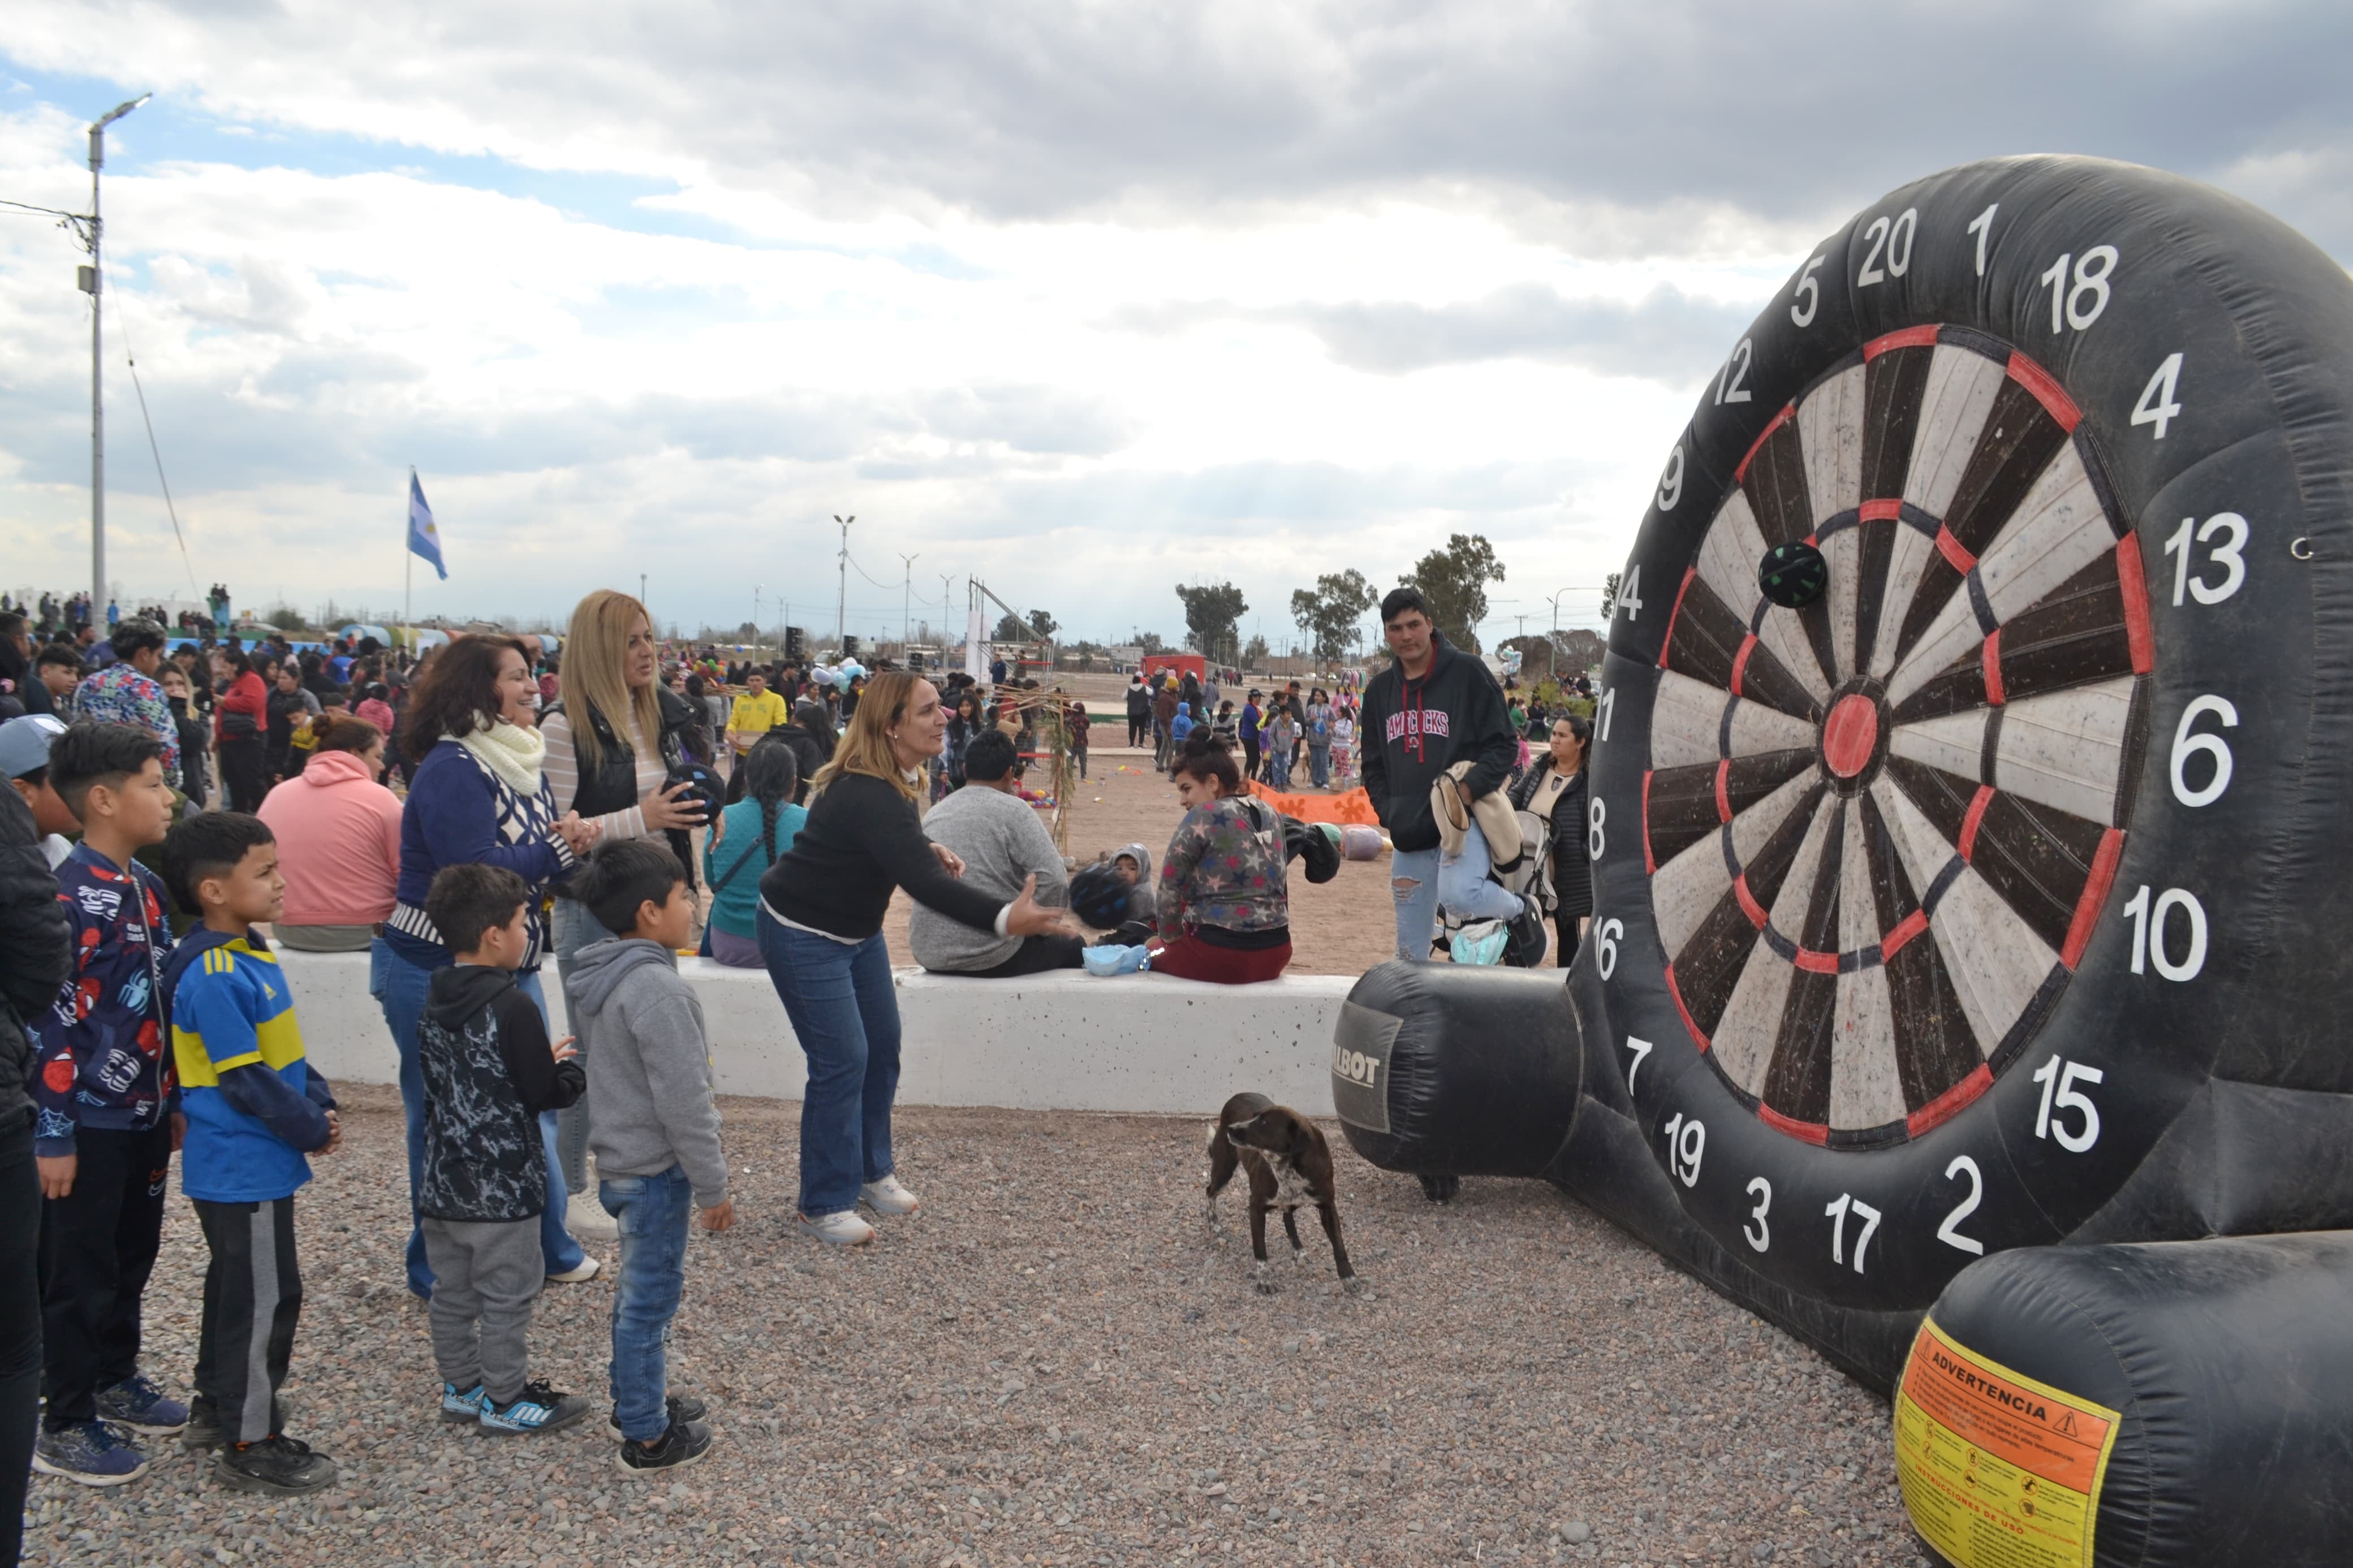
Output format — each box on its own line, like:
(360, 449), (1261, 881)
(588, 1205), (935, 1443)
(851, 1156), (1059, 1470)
(1574, 153), (2353, 1324)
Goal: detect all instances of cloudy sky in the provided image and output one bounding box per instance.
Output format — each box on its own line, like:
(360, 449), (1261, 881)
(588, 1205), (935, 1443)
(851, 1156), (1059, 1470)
(3, 1), (2348, 648)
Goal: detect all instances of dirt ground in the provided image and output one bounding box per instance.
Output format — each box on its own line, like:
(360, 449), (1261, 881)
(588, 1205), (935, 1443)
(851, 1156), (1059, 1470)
(21, 1088), (1918, 1568)
(875, 745), (1403, 978)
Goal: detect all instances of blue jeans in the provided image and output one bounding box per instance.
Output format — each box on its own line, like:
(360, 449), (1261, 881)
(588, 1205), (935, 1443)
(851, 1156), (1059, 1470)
(756, 911), (900, 1217)
(1308, 744), (1330, 788)
(1389, 818), (1527, 961)
(600, 1164), (692, 1442)
(372, 939), (584, 1298)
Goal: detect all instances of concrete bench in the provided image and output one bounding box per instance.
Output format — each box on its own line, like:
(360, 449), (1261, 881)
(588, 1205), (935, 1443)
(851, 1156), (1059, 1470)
(275, 950), (1354, 1116)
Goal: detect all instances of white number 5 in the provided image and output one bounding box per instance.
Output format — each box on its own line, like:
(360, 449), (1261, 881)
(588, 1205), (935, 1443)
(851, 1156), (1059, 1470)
(1790, 254), (1826, 327)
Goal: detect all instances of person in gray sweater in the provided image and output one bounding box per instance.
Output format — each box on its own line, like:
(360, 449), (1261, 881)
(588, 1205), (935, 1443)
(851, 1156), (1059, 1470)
(910, 730), (1083, 977)
(556, 840), (733, 1475)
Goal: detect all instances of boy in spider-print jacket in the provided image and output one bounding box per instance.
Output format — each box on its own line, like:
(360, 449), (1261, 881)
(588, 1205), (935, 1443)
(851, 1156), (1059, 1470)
(29, 722), (187, 1487)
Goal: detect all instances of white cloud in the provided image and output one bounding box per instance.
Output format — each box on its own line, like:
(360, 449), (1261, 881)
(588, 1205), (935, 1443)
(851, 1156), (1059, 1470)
(3, 1), (2350, 643)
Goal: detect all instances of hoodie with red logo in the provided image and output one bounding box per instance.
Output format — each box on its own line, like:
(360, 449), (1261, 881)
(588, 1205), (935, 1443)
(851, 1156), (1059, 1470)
(31, 842), (176, 1156)
(1359, 633), (1518, 853)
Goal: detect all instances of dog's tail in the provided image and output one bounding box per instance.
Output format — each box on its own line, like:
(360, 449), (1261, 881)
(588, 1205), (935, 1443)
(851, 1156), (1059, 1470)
(1204, 1120), (1222, 1154)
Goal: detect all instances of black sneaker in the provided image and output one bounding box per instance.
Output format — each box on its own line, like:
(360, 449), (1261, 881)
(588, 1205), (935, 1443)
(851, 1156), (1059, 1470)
(214, 1434), (338, 1496)
(615, 1418), (714, 1477)
(182, 1399), (221, 1450)
(1504, 892), (1550, 968)
(609, 1393), (708, 1441)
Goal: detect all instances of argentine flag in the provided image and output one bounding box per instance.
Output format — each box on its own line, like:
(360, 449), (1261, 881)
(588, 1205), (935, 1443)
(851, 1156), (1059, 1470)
(408, 470), (448, 580)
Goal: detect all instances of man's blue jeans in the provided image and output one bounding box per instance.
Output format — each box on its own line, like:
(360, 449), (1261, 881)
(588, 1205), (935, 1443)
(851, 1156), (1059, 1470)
(756, 912), (900, 1217)
(600, 1164), (692, 1442)
(372, 938), (584, 1298)
(1389, 818), (1525, 961)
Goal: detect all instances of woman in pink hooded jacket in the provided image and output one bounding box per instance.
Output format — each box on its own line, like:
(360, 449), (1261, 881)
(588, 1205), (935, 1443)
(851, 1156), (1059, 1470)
(256, 715), (404, 951)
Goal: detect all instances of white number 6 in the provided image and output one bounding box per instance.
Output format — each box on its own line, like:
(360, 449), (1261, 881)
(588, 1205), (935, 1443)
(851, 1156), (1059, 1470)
(1596, 917), (1624, 980)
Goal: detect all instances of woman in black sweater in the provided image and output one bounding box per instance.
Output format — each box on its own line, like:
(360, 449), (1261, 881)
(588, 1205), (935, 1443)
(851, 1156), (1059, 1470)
(1509, 713), (1592, 967)
(757, 669), (1075, 1245)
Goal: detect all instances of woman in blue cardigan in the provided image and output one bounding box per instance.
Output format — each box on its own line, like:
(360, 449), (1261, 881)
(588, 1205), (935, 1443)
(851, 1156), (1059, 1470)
(376, 636), (601, 1298)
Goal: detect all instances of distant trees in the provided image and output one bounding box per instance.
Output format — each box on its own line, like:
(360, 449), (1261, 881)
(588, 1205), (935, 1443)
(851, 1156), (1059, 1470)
(1398, 534), (1506, 654)
(1176, 582), (1248, 664)
(1289, 569), (1377, 663)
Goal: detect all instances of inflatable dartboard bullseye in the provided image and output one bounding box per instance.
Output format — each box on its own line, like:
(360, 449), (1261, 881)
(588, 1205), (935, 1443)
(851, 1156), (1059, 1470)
(1578, 152), (2353, 1328)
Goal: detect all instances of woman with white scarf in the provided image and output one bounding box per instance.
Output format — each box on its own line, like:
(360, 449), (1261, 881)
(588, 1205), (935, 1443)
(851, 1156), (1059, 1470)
(378, 636), (601, 1299)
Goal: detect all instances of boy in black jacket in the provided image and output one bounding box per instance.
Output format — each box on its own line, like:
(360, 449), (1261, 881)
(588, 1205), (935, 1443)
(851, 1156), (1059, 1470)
(416, 864), (590, 1435)
(1359, 588), (1542, 961)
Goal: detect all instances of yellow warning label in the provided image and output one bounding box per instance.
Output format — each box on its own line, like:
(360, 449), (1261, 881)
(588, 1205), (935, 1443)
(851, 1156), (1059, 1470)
(1893, 1317), (2121, 1568)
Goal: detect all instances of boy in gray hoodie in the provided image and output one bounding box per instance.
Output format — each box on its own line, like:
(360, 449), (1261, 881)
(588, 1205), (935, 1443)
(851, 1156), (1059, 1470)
(558, 840), (735, 1476)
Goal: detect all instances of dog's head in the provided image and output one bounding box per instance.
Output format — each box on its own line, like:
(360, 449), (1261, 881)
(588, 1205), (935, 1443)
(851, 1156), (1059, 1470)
(1226, 1108), (1315, 1161)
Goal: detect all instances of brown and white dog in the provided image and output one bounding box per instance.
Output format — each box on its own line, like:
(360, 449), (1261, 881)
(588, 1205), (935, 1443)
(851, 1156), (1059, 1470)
(1204, 1092), (1363, 1295)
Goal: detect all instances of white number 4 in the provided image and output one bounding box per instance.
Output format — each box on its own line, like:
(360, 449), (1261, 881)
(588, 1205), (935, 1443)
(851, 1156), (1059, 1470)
(1824, 1193), (1882, 1273)
(2132, 352), (2184, 440)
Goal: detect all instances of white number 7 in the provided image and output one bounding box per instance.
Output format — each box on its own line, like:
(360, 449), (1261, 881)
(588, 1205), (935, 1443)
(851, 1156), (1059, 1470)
(1624, 1035), (1653, 1094)
(1825, 1193), (1882, 1273)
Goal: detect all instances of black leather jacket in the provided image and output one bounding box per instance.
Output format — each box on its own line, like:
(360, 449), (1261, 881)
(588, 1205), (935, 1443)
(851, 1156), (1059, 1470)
(548, 686), (701, 882)
(0, 787), (71, 1113)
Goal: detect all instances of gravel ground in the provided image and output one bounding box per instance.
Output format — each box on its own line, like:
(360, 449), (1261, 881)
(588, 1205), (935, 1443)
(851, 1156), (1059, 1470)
(25, 1085), (1926, 1567)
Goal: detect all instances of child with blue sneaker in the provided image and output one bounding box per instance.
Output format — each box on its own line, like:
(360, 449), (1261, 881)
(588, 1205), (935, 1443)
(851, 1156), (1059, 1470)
(160, 811), (339, 1495)
(559, 839), (734, 1475)
(415, 862), (591, 1435)
(31, 722), (187, 1487)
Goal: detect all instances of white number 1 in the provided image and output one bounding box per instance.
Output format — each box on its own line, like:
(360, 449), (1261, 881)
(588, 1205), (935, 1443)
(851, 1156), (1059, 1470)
(1824, 1193), (1882, 1273)
(1967, 203), (1997, 277)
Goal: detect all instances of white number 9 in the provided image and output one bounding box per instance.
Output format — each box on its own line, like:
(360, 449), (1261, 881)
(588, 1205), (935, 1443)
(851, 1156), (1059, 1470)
(1657, 447), (1685, 512)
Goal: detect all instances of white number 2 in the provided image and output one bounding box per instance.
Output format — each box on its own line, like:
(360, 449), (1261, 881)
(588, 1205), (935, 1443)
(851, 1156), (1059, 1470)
(2163, 512), (2247, 606)
(2032, 1056), (2105, 1153)
(1824, 1193), (1882, 1273)
(1937, 1156), (1986, 1255)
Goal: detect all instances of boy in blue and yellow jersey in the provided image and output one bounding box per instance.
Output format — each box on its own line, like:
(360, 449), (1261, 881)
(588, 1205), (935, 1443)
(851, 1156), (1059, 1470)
(160, 811), (340, 1497)
(31, 722), (186, 1488)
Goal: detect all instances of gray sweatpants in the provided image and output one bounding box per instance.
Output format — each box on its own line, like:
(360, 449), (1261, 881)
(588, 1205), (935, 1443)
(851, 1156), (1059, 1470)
(419, 1216), (542, 1405)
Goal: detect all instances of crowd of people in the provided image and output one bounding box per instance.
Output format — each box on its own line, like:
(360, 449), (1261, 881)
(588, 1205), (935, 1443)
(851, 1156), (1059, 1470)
(0, 576), (1596, 1555)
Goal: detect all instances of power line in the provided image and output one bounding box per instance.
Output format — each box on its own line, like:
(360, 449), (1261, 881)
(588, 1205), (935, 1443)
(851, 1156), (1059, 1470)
(110, 297), (199, 595)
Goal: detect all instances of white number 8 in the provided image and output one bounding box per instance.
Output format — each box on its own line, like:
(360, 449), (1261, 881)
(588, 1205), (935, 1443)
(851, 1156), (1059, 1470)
(1588, 796), (1606, 861)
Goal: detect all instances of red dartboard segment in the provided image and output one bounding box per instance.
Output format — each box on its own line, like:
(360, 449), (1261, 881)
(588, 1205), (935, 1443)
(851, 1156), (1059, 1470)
(1639, 328), (2151, 1147)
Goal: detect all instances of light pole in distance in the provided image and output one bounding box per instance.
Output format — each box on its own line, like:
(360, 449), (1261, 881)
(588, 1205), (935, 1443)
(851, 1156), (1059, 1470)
(833, 515), (855, 653)
(81, 93), (150, 613)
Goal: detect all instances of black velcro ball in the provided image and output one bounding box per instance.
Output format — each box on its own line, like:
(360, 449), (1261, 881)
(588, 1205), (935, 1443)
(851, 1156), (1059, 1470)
(1757, 541), (1828, 608)
(1068, 863), (1134, 931)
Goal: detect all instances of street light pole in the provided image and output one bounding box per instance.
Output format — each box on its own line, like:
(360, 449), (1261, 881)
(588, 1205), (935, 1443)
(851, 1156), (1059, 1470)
(84, 93), (149, 615)
(898, 552), (919, 648)
(832, 515), (855, 651)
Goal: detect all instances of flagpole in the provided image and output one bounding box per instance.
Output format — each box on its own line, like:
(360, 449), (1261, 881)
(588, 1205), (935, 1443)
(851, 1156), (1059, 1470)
(404, 466), (413, 633)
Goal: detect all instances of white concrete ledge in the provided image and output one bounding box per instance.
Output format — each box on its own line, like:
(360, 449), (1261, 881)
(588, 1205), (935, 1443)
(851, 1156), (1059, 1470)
(276, 949), (1352, 1116)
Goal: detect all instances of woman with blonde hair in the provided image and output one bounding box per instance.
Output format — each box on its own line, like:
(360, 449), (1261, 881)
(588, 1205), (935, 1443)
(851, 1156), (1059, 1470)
(757, 669), (1078, 1245)
(541, 589), (709, 1243)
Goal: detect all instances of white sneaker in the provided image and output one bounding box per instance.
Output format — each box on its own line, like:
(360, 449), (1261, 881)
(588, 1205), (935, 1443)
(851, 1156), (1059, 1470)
(566, 1172), (620, 1243)
(548, 1256), (602, 1284)
(859, 1176), (920, 1217)
(796, 1210), (876, 1247)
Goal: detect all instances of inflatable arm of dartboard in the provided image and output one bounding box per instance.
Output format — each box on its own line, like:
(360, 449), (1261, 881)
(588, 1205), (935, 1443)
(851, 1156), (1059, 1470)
(1565, 153), (2353, 1390)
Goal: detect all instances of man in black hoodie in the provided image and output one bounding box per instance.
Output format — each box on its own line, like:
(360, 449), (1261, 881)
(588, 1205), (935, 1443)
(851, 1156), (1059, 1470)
(1359, 587), (1542, 961)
